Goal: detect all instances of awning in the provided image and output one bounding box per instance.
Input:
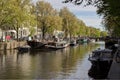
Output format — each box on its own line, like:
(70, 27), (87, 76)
(7, 30), (16, 33)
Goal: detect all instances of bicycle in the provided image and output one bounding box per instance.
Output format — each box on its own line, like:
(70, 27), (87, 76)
(115, 46), (120, 63)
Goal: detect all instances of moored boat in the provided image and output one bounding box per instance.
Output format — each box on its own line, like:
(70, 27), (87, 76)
(70, 40), (77, 46)
(45, 41), (69, 50)
(17, 45), (31, 53)
(27, 40), (46, 49)
(90, 39), (96, 43)
(88, 48), (113, 67)
(77, 38), (88, 44)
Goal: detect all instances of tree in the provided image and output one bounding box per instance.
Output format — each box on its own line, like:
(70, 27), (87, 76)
(75, 19), (87, 37)
(97, 0), (120, 36)
(59, 7), (80, 38)
(36, 1), (62, 39)
(0, 0), (13, 29)
(63, 0), (120, 37)
(100, 31), (107, 37)
(45, 15), (62, 35)
(87, 27), (101, 38)
(0, 0), (36, 41)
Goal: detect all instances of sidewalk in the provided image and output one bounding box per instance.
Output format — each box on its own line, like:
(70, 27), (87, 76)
(108, 57), (120, 79)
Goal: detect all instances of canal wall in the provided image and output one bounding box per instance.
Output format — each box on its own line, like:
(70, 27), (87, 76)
(0, 41), (26, 50)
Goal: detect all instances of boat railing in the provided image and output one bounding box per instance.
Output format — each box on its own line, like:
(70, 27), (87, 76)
(89, 52), (101, 59)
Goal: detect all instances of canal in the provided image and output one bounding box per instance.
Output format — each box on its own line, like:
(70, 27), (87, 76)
(0, 42), (105, 79)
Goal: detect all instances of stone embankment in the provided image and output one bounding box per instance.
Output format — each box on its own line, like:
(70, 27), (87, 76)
(0, 41), (26, 50)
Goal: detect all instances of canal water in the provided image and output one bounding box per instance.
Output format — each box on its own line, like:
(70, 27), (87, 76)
(0, 42), (105, 79)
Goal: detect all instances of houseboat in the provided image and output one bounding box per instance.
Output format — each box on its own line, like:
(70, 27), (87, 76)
(45, 41), (69, 50)
(70, 39), (77, 46)
(27, 40), (46, 49)
(17, 45), (31, 53)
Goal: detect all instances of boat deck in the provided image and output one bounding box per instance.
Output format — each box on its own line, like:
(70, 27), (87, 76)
(88, 48), (113, 62)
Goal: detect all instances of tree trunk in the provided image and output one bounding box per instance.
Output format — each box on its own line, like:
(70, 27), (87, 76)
(42, 21), (46, 40)
(70, 32), (72, 41)
(42, 26), (45, 40)
(17, 27), (19, 42)
(2, 30), (4, 41)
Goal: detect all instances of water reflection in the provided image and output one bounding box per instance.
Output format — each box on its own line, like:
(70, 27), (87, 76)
(0, 43), (104, 79)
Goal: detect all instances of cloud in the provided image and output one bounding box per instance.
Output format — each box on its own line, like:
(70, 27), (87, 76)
(78, 16), (103, 29)
(33, 0), (97, 12)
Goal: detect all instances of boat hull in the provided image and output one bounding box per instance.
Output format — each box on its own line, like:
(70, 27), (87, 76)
(88, 62), (112, 79)
(45, 41), (69, 50)
(27, 41), (45, 49)
(17, 46), (30, 53)
(46, 46), (65, 50)
(70, 43), (77, 46)
(90, 60), (112, 67)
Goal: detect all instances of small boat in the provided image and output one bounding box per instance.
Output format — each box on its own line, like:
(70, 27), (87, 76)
(45, 41), (69, 50)
(90, 39), (96, 43)
(77, 38), (88, 44)
(70, 40), (77, 46)
(27, 40), (46, 49)
(17, 45), (31, 53)
(88, 48), (113, 67)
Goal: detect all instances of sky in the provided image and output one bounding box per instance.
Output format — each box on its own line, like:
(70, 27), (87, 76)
(33, 0), (103, 30)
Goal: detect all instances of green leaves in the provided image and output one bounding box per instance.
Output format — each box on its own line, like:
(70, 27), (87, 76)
(0, 0), (36, 41)
(36, 1), (62, 38)
(64, 0), (120, 37)
(0, 0), (105, 39)
(0, 0), (36, 30)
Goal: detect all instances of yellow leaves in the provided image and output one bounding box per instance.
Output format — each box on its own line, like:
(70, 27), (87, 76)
(0, 0), (36, 30)
(36, 1), (62, 34)
(36, 1), (54, 16)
